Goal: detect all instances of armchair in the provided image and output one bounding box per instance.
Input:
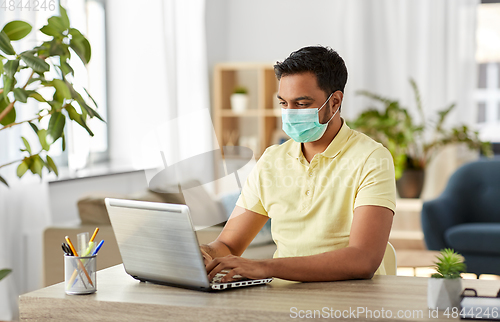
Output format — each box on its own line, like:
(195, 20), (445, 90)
(421, 160), (500, 276)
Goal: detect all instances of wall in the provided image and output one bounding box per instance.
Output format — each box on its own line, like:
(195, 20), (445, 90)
(205, 0), (479, 199)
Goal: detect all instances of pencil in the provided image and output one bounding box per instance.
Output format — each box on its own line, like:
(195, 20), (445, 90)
(90, 227), (99, 242)
(65, 236), (94, 287)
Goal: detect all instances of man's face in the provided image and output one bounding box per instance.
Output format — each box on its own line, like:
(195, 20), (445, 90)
(277, 72), (331, 123)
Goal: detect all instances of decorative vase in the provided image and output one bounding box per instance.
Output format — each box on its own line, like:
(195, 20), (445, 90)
(230, 93), (248, 114)
(427, 278), (462, 310)
(396, 169), (425, 198)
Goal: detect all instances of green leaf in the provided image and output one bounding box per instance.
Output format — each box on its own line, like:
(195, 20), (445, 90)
(46, 155), (58, 176)
(28, 91), (46, 103)
(77, 96), (104, 121)
(61, 132), (66, 151)
(40, 24), (60, 38)
(37, 129), (50, 151)
(17, 159), (29, 177)
(21, 136), (31, 154)
(20, 53), (50, 73)
(2, 74), (12, 101)
(0, 59), (3, 74)
(69, 28), (84, 41)
(29, 155), (43, 177)
(28, 121), (39, 134)
(59, 60), (74, 76)
(48, 40), (68, 57)
(13, 88), (28, 103)
(0, 175), (8, 187)
(4, 59), (19, 77)
(47, 100), (62, 112)
(69, 29), (91, 64)
(0, 96), (15, 126)
(47, 16), (67, 33)
(59, 6), (70, 30)
(65, 103), (94, 136)
(46, 111), (66, 144)
(51, 79), (71, 100)
(2, 21), (32, 41)
(0, 31), (16, 55)
(83, 87), (98, 109)
(0, 269), (11, 281)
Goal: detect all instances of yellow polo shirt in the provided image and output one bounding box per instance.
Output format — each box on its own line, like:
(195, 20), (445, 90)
(236, 120), (396, 275)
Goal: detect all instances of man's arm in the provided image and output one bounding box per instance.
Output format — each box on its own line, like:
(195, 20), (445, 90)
(206, 205), (393, 282)
(200, 205), (269, 264)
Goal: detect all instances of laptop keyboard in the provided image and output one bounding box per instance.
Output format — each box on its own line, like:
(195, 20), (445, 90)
(211, 269), (245, 284)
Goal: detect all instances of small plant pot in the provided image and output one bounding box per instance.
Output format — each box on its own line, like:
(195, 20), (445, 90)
(427, 278), (462, 310)
(230, 93), (248, 114)
(396, 169), (425, 198)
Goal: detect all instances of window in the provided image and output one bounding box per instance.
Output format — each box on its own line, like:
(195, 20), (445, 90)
(475, 3), (500, 144)
(51, 0), (109, 171)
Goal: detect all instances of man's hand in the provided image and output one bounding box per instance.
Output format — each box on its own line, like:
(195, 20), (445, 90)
(206, 255), (271, 283)
(200, 247), (213, 266)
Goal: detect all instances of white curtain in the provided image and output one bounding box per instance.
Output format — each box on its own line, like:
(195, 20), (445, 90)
(335, 0), (478, 127)
(0, 8), (55, 320)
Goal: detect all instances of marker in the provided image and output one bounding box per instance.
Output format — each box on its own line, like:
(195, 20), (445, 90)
(82, 227), (100, 257)
(65, 236), (94, 287)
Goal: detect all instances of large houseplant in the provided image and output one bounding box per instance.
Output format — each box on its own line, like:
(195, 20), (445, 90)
(0, 269), (11, 282)
(428, 248), (466, 309)
(349, 79), (491, 198)
(0, 5), (102, 187)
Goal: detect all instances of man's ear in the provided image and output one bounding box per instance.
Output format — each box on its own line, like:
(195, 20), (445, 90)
(332, 91), (344, 109)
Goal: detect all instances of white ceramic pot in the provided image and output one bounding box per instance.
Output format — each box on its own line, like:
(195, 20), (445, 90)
(230, 93), (248, 114)
(427, 278), (462, 310)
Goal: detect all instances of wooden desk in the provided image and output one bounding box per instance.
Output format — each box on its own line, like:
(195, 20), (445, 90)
(20, 265), (500, 321)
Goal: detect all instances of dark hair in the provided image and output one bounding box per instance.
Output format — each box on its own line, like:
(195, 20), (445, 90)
(274, 46), (348, 95)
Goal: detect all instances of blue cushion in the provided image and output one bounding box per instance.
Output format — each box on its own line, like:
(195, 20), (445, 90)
(445, 223), (500, 255)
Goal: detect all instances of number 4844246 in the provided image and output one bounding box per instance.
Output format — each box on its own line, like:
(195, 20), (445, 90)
(444, 306), (499, 319)
(1, 0), (56, 11)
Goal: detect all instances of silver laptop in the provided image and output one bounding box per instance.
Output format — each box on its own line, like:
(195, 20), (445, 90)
(105, 198), (273, 291)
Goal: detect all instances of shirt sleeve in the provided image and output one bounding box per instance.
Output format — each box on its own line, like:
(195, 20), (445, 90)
(235, 153), (269, 217)
(354, 146), (397, 213)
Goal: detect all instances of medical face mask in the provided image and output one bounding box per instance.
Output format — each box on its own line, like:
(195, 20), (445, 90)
(281, 93), (340, 143)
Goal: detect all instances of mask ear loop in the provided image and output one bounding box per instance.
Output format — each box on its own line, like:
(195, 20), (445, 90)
(318, 93), (340, 124)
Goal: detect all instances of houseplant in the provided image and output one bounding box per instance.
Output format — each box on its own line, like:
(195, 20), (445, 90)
(349, 79), (491, 198)
(230, 86), (248, 114)
(0, 5), (102, 187)
(0, 269), (11, 282)
(428, 248), (466, 309)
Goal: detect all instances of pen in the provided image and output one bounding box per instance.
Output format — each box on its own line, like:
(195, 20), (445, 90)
(65, 236), (94, 287)
(91, 240), (104, 256)
(72, 240), (104, 287)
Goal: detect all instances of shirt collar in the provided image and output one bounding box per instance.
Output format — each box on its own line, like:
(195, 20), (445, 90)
(286, 118), (352, 160)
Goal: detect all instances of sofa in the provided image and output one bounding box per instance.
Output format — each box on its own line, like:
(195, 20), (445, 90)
(43, 184), (275, 286)
(421, 160), (500, 276)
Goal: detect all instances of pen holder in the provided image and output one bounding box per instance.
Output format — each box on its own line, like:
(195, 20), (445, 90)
(64, 255), (97, 295)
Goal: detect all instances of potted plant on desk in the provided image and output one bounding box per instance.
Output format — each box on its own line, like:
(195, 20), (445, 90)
(428, 248), (466, 310)
(349, 79), (492, 198)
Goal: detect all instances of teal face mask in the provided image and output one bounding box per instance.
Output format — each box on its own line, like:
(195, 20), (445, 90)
(281, 93), (339, 143)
